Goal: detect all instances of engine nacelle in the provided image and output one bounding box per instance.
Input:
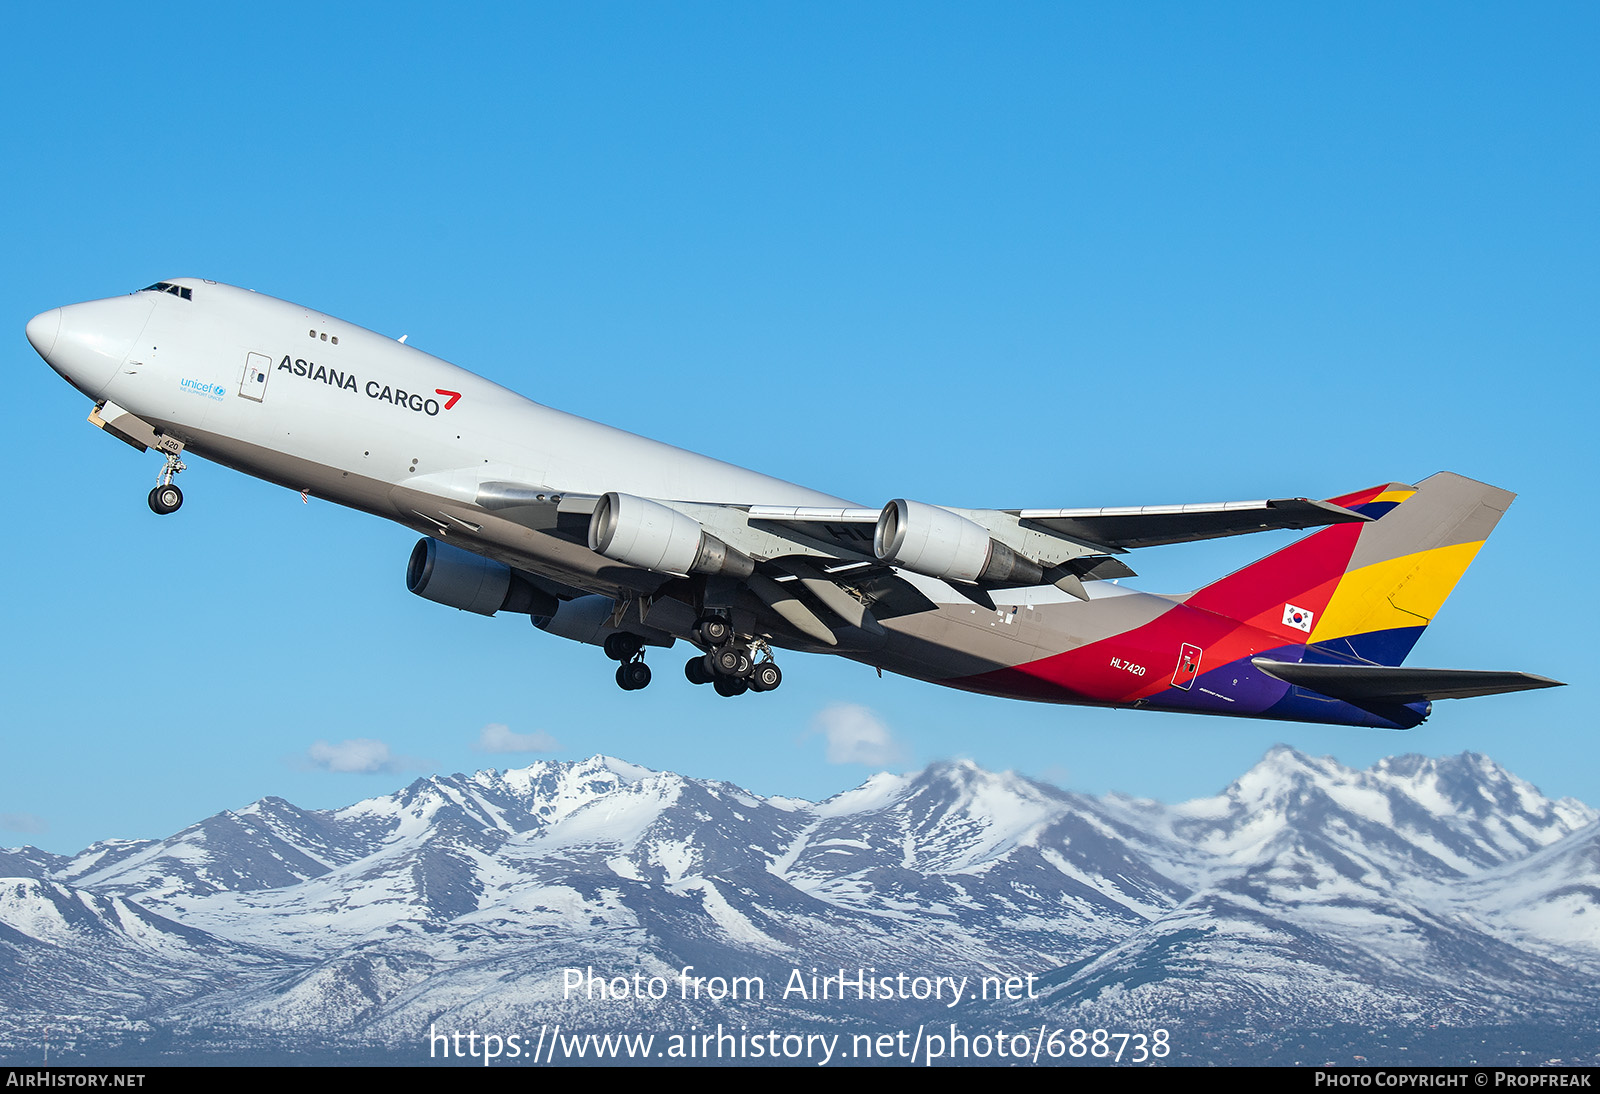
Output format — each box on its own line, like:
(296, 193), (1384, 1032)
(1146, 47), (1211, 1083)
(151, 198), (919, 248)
(406, 538), (557, 617)
(532, 594), (675, 649)
(874, 499), (1044, 585)
(588, 492), (753, 578)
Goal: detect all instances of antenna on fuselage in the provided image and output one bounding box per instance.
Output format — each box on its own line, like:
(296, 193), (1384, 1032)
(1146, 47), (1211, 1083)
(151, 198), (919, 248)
(398, 334), (408, 343)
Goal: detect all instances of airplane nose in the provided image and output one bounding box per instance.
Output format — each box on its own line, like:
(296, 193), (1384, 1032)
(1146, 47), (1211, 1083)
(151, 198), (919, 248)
(32, 294), (157, 400)
(26, 308), (61, 360)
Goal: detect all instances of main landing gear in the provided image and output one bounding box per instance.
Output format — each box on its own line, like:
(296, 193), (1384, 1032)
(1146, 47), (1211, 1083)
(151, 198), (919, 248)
(683, 614), (783, 698)
(604, 631), (653, 691)
(147, 449), (187, 515)
(600, 612), (785, 697)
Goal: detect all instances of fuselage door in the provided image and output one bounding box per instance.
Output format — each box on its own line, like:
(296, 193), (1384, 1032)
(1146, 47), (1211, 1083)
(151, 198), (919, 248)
(239, 352), (271, 402)
(1172, 642), (1203, 690)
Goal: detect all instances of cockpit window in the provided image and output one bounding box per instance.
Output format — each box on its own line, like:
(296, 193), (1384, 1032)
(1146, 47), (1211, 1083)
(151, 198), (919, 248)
(138, 282), (193, 300)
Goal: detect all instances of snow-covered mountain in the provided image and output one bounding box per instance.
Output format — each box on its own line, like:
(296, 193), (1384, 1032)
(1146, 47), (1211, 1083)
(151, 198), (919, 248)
(1032, 750), (1600, 1034)
(2, 747), (1597, 1064)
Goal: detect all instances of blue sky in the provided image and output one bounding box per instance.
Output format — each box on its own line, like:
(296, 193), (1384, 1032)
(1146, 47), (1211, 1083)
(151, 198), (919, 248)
(2, 3), (1595, 854)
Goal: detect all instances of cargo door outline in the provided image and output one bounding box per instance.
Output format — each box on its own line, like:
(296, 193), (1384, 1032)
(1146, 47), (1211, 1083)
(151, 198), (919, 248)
(1172, 642), (1203, 690)
(239, 352), (271, 402)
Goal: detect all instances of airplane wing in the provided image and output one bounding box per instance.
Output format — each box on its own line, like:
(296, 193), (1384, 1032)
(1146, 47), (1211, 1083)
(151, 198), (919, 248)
(399, 479), (1381, 647)
(1009, 497), (1370, 551)
(747, 496), (1368, 557)
(469, 481), (1366, 605)
(738, 495), (1366, 606)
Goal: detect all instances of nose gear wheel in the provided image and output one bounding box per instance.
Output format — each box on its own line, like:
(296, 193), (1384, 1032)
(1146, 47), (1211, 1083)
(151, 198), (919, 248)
(148, 483), (183, 514)
(148, 449), (187, 515)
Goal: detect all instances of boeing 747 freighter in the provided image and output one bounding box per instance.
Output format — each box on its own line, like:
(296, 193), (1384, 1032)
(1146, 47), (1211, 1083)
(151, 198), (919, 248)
(25, 279), (1561, 726)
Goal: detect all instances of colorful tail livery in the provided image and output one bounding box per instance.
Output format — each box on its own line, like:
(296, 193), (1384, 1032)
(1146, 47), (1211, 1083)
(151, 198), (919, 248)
(952, 473), (1562, 728)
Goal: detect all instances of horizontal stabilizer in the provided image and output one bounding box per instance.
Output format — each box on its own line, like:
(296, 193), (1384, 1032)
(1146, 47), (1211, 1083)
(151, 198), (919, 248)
(1251, 658), (1564, 703)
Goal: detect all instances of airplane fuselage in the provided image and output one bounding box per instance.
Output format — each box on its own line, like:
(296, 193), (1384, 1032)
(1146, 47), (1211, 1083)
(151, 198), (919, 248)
(29, 279), (1545, 729)
(64, 281), (844, 520)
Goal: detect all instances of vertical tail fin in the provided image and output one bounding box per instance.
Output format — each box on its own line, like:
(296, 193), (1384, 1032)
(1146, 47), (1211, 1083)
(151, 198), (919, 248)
(1185, 472), (1514, 666)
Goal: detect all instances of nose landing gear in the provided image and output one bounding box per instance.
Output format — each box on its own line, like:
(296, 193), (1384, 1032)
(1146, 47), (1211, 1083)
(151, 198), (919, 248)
(147, 447), (187, 515)
(148, 482), (183, 515)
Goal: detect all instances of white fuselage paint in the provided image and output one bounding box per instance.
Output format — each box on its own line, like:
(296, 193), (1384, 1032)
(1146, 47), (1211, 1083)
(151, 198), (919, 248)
(79, 281), (851, 512)
(29, 278), (1170, 693)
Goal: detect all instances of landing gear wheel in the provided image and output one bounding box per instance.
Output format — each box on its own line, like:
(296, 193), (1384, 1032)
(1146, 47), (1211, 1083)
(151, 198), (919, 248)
(616, 661), (652, 691)
(603, 632), (644, 662)
(713, 676), (749, 697)
(148, 484), (183, 515)
(712, 647), (752, 678)
(695, 615), (733, 647)
(685, 656), (713, 685)
(749, 662), (782, 692)
(149, 447), (188, 514)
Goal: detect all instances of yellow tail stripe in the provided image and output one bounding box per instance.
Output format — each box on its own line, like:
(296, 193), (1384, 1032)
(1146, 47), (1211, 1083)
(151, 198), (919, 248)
(1311, 540), (1484, 643)
(1373, 488), (1417, 506)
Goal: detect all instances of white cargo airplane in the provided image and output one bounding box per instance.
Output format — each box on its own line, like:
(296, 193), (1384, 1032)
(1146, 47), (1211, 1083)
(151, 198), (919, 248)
(26, 279), (1559, 727)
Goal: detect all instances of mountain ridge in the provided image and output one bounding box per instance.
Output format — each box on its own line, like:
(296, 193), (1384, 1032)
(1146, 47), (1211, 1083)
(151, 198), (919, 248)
(2, 746), (1596, 1064)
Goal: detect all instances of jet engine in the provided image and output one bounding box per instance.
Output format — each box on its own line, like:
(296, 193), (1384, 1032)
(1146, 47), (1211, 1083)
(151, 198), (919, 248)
(874, 499), (1044, 585)
(532, 594), (675, 649)
(588, 492), (754, 578)
(405, 537), (558, 617)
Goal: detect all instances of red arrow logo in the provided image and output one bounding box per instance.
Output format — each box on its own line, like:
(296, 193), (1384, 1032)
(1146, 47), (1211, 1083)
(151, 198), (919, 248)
(435, 389), (461, 410)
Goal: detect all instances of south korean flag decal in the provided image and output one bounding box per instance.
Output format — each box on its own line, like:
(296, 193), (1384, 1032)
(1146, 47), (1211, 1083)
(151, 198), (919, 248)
(1282, 603), (1315, 634)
